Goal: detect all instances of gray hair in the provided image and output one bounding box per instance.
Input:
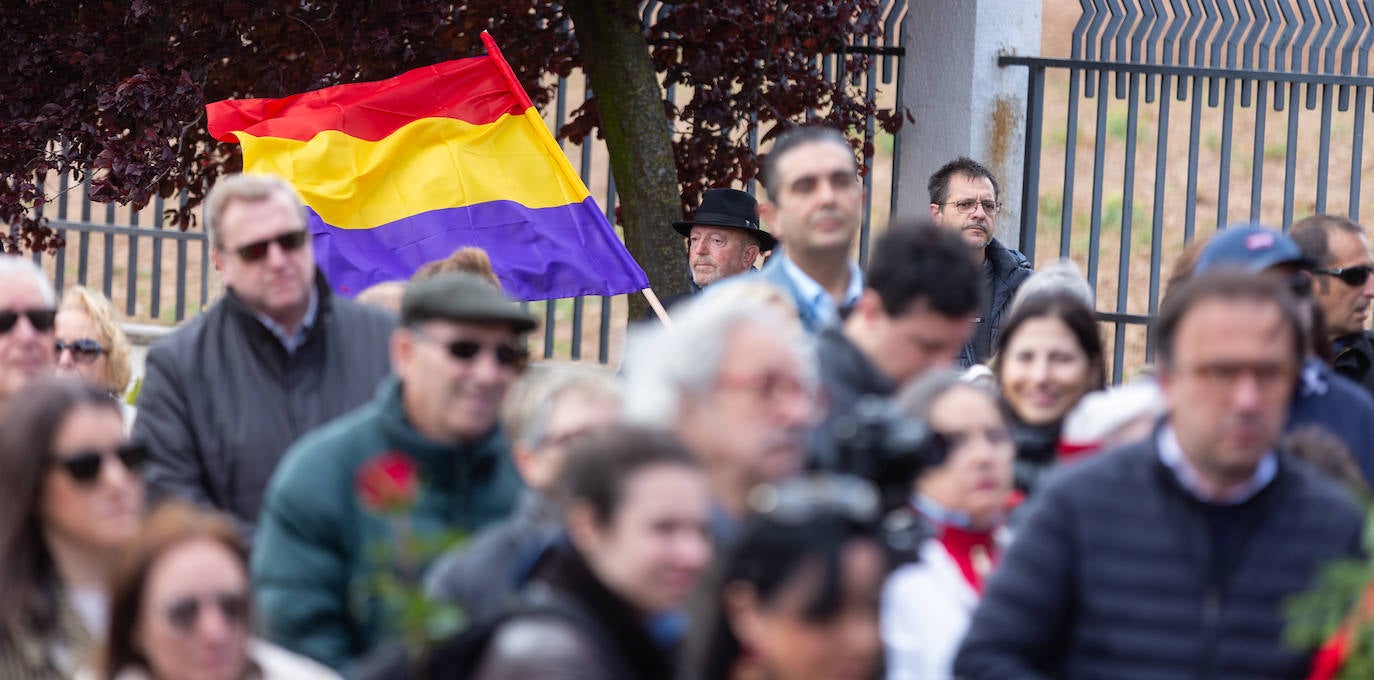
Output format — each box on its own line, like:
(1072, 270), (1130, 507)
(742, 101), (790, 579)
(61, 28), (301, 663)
(0, 257), (56, 307)
(622, 294), (816, 425)
(502, 362), (622, 450)
(203, 173), (307, 250)
(895, 368), (996, 422)
(1010, 259), (1094, 314)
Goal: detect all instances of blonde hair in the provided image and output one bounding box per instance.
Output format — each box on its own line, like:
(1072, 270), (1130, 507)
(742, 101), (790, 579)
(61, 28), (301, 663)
(412, 246), (503, 291)
(354, 280), (406, 314)
(59, 286), (132, 394)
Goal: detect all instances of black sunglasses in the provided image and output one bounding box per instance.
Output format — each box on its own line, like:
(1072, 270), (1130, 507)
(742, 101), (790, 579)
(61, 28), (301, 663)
(1313, 265), (1374, 287)
(54, 338), (107, 365)
(51, 443), (147, 485)
(165, 592), (250, 634)
(0, 308), (56, 334)
(445, 339), (529, 368)
(234, 230), (308, 262)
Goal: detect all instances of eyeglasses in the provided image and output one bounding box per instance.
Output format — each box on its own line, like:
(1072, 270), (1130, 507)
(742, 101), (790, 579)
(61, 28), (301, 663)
(50, 443), (147, 485)
(165, 592), (250, 634)
(414, 329), (528, 369)
(233, 230), (308, 262)
(716, 371), (817, 403)
(1313, 264), (1374, 287)
(54, 338), (107, 365)
(0, 308), (56, 334)
(936, 199), (1002, 216)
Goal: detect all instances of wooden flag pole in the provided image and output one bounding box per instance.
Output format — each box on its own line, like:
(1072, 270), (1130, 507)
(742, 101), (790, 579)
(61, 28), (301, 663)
(642, 288), (674, 327)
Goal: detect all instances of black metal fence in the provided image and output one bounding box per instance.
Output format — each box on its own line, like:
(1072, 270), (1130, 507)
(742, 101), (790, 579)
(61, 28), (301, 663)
(27, 0), (909, 365)
(1002, 0), (1374, 383)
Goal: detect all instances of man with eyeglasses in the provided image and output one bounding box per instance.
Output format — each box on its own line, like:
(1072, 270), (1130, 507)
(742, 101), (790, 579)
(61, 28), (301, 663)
(956, 269), (1364, 679)
(253, 272), (534, 671)
(0, 256), (57, 415)
(755, 125), (866, 333)
(134, 173), (394, 536)
(928, 157), (1033, 369)
(1290, 214), (1374, 397)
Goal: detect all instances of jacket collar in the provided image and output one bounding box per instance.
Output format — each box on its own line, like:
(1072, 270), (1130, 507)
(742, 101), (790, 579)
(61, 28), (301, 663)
(817, 325), (897, 396)
(222, 270), (336, 350)
(373, 376), (506, 486)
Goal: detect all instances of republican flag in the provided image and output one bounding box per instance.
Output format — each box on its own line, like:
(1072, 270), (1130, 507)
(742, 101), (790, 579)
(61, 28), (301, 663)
(205, 32), (649, 301)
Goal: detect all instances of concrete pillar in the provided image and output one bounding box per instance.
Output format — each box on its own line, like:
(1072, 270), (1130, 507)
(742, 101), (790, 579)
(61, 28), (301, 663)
(895, 0), (1042, 248)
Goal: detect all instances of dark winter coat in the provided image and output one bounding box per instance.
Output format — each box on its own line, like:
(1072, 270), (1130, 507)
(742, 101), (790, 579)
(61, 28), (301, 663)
(959, 238), (1033, 369)
(133, 273), (394, 534)
(953, 430), (1363, 680)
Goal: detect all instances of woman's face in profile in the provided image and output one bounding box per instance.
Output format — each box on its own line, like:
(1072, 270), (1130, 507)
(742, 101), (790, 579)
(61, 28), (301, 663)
(136, 538), (252, 680)
(40, 404), (141, 554)
(728, 538), (885, 680)
(54, 308), (113, 392)
(918, 385), (1015, 527)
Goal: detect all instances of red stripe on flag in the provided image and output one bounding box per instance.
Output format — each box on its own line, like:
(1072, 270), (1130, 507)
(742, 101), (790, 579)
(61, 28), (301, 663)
(207, 56), (524, 143)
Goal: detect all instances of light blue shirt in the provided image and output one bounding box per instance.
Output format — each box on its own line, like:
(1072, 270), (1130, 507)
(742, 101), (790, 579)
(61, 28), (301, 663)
(778, 252), (864, 328)
(253, 288), (319, 354)
(1157, 424), (1277, 505)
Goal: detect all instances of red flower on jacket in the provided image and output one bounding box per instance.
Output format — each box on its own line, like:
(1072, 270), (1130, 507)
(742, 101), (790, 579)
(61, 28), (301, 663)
(356, 451), (419, 514)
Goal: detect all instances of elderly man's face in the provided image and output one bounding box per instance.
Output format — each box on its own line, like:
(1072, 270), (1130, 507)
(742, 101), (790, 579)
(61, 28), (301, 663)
(688, 226), (759, 287)
(212, 192), (316, 328)
(393, 319), (525, 444)
(0, 272), (56, 407)
(676, 321), (817, 491)
(1160, 297), (1297, 486)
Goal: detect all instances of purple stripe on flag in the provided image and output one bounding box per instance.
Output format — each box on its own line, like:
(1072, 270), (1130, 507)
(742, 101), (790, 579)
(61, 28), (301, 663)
(306, 197), (649, 301)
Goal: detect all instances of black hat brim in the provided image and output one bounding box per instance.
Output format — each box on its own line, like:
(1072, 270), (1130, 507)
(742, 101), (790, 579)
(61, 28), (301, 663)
(671, 219), (778, 252)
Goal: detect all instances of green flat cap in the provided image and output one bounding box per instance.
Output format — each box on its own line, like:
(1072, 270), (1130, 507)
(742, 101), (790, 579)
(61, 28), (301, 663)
(400, 273), (538, 332)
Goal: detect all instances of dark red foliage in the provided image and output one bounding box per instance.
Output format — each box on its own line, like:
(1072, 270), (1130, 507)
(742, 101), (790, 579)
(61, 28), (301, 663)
(0, 0), (902, 257)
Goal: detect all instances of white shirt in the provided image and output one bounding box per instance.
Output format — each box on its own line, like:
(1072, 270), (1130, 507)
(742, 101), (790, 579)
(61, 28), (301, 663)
(778, 252), (863, 328)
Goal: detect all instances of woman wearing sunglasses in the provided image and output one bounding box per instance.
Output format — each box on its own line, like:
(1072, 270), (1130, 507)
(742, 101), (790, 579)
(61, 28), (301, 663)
(55, 287), (135, 427)
(0, 377), (144, 678)
(697, 475), (891, 680)
(94, 502), (335, 680)
(881, 371), (1015, 680)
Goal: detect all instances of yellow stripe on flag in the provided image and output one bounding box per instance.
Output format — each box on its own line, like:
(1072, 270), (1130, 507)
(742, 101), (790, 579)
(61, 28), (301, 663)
(237, 112), (591, 230)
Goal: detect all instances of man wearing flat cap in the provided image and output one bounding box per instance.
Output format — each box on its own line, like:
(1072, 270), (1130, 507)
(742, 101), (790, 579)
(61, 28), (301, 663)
(253, 272), (535, 671)
(668, 188), (776, 304)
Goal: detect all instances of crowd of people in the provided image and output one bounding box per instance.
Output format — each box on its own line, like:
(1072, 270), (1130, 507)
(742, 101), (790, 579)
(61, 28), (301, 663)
(0, 123), (1372, 679)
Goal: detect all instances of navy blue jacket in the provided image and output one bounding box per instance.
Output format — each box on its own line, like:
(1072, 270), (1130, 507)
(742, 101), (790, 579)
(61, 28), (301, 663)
(954, 433), (1363, 680)
(1288, 357), (1374, 485)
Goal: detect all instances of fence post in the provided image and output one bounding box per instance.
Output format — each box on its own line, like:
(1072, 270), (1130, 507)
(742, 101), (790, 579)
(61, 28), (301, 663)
(895, 0), (1040, 243)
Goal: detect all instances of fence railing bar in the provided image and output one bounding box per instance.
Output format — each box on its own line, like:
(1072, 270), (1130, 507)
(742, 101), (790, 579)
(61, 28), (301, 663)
(1114, 71), (1142, 385)
(1250, 80), (1270, 221)
(1062, 70), (1084, 259)
(1088, 69), (1111, 294)
(859, 56), (879, 268)
(175, 188), (189, 322)
(1282, 81), (1302, 228)
(1351, 86), (1367, 220)
(126, 199), (139, 317)
(151, 194), (164, 321)
(1217, 77), (1237, 228)
(77, 179), (91, 286)
(54, 166), (69, 293)
(1185, 76), (1204, 241)
(102, 201), (115, 300)
(600, 170), (617, 365)
(199, 230), (208, 312)
(1146, 71), (1174, 363)
(998, 55), (1374, 84)
(1316, 82), (1334, 213)
(1019, 67), (1046, 263)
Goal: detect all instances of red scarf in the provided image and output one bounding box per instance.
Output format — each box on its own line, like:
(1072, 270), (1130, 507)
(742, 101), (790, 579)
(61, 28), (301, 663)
(937, 524), (999, 594)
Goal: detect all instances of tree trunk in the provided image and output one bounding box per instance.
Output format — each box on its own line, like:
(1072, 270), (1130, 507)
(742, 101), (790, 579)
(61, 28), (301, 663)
(565, 0), (687, 321)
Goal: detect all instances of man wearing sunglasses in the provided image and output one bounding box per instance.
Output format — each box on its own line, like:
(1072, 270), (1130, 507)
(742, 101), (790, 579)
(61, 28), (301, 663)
(928, 157), (1034, 369)
(253, 272), (535, 671)
(0, 256), (58, 416)
(1290, 214), (1374, 397)
(134, 174), (395, 536)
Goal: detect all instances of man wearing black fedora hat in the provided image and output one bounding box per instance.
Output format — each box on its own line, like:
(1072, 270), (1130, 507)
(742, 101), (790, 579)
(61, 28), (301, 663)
(672, 188), (777, 294)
